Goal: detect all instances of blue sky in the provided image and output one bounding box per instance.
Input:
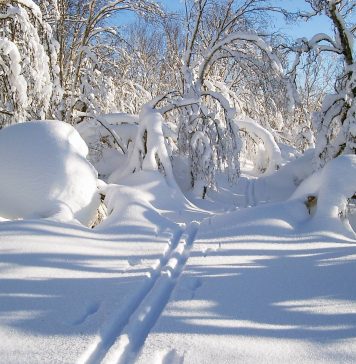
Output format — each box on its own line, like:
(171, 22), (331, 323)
(158, 0), (333, 39)
(272, 0), (333, 38)
(113, 0), (333, 40)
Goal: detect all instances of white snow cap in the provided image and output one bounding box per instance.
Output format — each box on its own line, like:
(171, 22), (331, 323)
(0, 120), (100, 225)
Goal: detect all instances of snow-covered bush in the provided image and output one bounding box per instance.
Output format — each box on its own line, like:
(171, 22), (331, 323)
(109, 105), (177, 187)
(76, 113), (139, 178)
(0, 120), (100, 225)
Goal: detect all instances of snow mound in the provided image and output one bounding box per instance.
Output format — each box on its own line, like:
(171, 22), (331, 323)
(291, 154), (356, 233)
(0, 120), (100, 225)
(99, 170), (210, 229)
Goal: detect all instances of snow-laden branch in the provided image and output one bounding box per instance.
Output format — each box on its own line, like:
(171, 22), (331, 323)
(74, 111), (127, 154)
(197, 31), (284, 83)
(0, 38), (28, 119)
(236, 116), (282, 173)
(202, 83), (281, 174)
(157, 98), (201, 115)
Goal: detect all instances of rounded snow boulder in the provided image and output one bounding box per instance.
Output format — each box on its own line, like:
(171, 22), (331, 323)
(0, 120), (100, 225)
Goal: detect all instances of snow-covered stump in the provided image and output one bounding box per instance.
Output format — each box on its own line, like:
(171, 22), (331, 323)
(109, 105), (177, 188)
(291, 154), (356, 234)
(0, 120), (100, 226)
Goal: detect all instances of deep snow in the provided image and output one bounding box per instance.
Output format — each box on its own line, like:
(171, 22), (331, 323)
(0, 122), (355, 363)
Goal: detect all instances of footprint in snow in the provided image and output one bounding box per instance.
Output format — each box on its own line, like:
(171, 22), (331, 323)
(202, 242), (222, 257)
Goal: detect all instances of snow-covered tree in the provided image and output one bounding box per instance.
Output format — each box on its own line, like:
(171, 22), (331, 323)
(0, 0), (61, 126)
(149, 0), (293, 197)
(49, 0), (163, 123)
(291, 0), (356, 167)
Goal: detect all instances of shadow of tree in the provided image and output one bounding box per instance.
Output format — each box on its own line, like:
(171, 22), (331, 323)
(157, 233), (356, 344)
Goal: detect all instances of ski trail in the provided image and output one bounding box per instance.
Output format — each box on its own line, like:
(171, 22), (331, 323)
(77, 224), (186, 364)
(99, 221), (200, 364)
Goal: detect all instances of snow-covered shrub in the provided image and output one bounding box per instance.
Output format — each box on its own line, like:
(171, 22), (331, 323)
(76, 113), (139, 179)
(109, 105), (177, 187)
(0, 120), (100, 225)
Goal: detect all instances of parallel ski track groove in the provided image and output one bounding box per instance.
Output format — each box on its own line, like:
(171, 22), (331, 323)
(101, 221), (200, 364)
(78, 226), (185, 364)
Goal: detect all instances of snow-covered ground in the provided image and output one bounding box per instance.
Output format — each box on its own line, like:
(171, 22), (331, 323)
(0, 122), (355, 363)
(137, 200), (356, 364)
(0, 170), (209, 364)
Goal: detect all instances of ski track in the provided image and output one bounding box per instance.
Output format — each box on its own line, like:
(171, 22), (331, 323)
(78, 221), (200, 364)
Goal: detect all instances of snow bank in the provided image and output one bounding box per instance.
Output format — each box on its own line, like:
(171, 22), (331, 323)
(257, 149), (314, 201)
(0, 120), (100, 225)
(291, 155), (356, 230)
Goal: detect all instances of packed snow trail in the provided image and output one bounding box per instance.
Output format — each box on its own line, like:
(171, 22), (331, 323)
(79, 222), (200, 364)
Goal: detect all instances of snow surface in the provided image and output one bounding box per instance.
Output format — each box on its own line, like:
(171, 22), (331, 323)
(0, 121), (100, 225)
(0, 128), (355, 363)
(137, 199), (356, 364)
(0, 170), (208, 364)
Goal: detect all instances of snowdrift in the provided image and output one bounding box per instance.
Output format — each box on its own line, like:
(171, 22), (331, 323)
(0, 120), (100, 225)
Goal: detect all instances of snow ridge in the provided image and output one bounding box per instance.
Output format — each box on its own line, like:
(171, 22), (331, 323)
(78, 221), (200, 364)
